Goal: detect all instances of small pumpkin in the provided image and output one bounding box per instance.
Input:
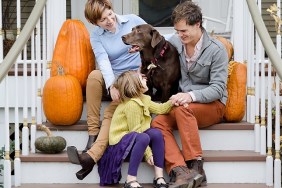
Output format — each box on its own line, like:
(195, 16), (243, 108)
(43, 65), (83, 125)
(224, 61), (247, 122)
(35, 125), (66, 154)
(51, 19), (95, 92)
(212, 35), (234, 61)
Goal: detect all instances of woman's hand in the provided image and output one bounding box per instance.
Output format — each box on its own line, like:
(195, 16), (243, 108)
(147, 156), (154, 166)
(109, 86), (120, 102)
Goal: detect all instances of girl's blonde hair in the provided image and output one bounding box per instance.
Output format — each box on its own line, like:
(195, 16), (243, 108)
(113, 70), (145, 102)
(84, 0), (113, 25)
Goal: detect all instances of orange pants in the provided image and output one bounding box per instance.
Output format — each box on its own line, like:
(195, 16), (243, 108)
(85, 70), (119, 162)
(151, 100), (225, 173)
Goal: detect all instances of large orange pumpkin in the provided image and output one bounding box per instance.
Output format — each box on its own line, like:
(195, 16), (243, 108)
(213, 35), (234, 61)
(43, 66), (83, 125)
(224, 61), (247, 122)
(51, 19), (95, 92)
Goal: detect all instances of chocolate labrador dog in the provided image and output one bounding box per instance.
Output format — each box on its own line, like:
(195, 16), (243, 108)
(122, 24), (180, 102)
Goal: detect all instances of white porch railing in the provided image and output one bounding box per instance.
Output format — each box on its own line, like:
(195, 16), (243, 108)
(0, 0), (281, 188)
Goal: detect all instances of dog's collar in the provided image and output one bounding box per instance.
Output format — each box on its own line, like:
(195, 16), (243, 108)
(148, 42), (169, 70)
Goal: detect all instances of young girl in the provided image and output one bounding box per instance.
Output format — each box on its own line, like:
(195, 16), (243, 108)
(98, 70), (172, 188)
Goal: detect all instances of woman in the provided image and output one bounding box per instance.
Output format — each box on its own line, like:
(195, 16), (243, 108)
(66, 0), (146, 180)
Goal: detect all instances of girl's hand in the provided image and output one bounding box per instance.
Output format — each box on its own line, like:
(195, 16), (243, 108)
(147, 156), (154, 166)
(110, 86), (120, 102)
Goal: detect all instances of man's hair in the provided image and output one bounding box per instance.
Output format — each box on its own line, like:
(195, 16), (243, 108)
(172, 1), (202, 27)
(84, 0), (113, 25)
(113, 70), (145, 102)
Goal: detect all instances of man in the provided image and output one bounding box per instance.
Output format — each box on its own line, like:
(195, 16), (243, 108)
(152, 1), (228, 188)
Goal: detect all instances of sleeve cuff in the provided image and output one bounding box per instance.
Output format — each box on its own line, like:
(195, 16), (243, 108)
(189, 92), (196, 102)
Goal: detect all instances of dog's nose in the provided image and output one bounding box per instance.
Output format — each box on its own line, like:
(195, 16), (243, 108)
(121, 35), (128, 44)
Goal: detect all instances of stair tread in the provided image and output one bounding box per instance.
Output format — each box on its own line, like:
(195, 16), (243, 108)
(13, 183), (272, 188)
(42, 120), (254, 131)
(20, 150), (265, 162)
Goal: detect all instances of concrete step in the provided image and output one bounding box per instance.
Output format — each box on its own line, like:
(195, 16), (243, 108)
(20, 150), (266, 184)
(38, 121), (255, 151)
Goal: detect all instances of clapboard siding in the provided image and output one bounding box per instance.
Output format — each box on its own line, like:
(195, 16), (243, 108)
(2, 0), (71, 30)
(262, 0), (282, 47)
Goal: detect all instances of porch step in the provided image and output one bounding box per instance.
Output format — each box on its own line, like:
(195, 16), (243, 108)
(20, 150), (265, 163)
(39, 121), (255, 151)
(20, 118), (267, 184)
(20, 150), (266, 184)
(13, 183), (272, 188)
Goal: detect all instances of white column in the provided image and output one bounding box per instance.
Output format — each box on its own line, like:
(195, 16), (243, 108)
(232, 0), (245, 62)
(46, 0), (66, 61)
(71, 0), (93, 33)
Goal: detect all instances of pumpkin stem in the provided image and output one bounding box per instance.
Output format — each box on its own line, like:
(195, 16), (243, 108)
(57, 66), (64, 75)
(37, 125), (53, 137)
(54, 61), (65, 76)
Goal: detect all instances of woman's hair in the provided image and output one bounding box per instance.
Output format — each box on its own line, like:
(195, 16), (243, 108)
(113, 70), (145, 102)
(84, 0), (113, 25)
(172, 1), (202, 28)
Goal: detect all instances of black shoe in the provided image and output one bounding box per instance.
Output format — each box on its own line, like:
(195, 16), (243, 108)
(67, 146), (95, 180)
(153, 177), (168, 188)
(82, 135), (98, 153)
(186, 159), (207, 187)
(124, 180), (143, 188)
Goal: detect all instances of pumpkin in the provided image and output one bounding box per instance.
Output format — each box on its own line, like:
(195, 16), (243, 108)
(51, 19), (95, 92)
(43, 66), (83, 125)
(212, 35), (234, 61)
(35, 125), (67, 154)
(224, 61), (247, 122)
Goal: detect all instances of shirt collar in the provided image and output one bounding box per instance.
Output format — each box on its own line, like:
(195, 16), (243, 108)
(131, 97), (145, 107)
(96, 14), (129, 35)
(196, 34), (204, 51)
(184, 33), (204, 60)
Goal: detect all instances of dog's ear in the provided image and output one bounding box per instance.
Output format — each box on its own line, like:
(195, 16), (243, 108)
(151, 28), (163, 48)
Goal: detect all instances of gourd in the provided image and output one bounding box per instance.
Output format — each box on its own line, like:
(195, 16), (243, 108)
(35, 125), (66, 154)
(51, 19), (95, 92)
(213, 35), (234, 61)
(43, 65), (83, 125)
(224, 61), (247, 122)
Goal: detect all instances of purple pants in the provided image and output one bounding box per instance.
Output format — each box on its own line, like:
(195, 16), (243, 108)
(128, 128), (165, 176)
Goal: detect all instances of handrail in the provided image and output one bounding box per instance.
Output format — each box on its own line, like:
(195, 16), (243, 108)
(0, 0), (47, 83)
(246, 0), (282, 79)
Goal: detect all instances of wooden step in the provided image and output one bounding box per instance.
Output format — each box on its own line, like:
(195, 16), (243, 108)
(38, 121), (256, 151)
(42, 121), (254, 131)
(13, 183), (272, 188)
(20, 150), (266, 184)
(20, 150), (265, 162)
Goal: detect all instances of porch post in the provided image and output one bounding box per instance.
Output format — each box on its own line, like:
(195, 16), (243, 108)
(46, 0), (66, 63)
(232, 0), (245, 62)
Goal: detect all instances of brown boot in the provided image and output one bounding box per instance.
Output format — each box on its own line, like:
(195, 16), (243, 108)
(186, 160), (207, 187)
(169, 166), (203, 188)
(67, 146), (95, 180)
(82, 135), (98, 153)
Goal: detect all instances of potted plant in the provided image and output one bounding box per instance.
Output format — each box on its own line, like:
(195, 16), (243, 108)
(0, 146), (4, 188)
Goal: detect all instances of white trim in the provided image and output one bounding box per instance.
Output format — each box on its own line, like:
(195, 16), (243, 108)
(232, 0), (245, 62)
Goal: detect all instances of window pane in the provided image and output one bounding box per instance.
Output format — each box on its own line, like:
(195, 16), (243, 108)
(139, 0), (183, 27)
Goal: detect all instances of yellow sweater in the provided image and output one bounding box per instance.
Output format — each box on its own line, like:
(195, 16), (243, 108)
(109, 94), (173, 161)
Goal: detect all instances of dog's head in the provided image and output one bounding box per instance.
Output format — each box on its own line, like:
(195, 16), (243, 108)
(122, 24), (163, 53)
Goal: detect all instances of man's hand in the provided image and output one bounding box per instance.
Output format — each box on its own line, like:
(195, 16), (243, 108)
(170, 92), (192, 107)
